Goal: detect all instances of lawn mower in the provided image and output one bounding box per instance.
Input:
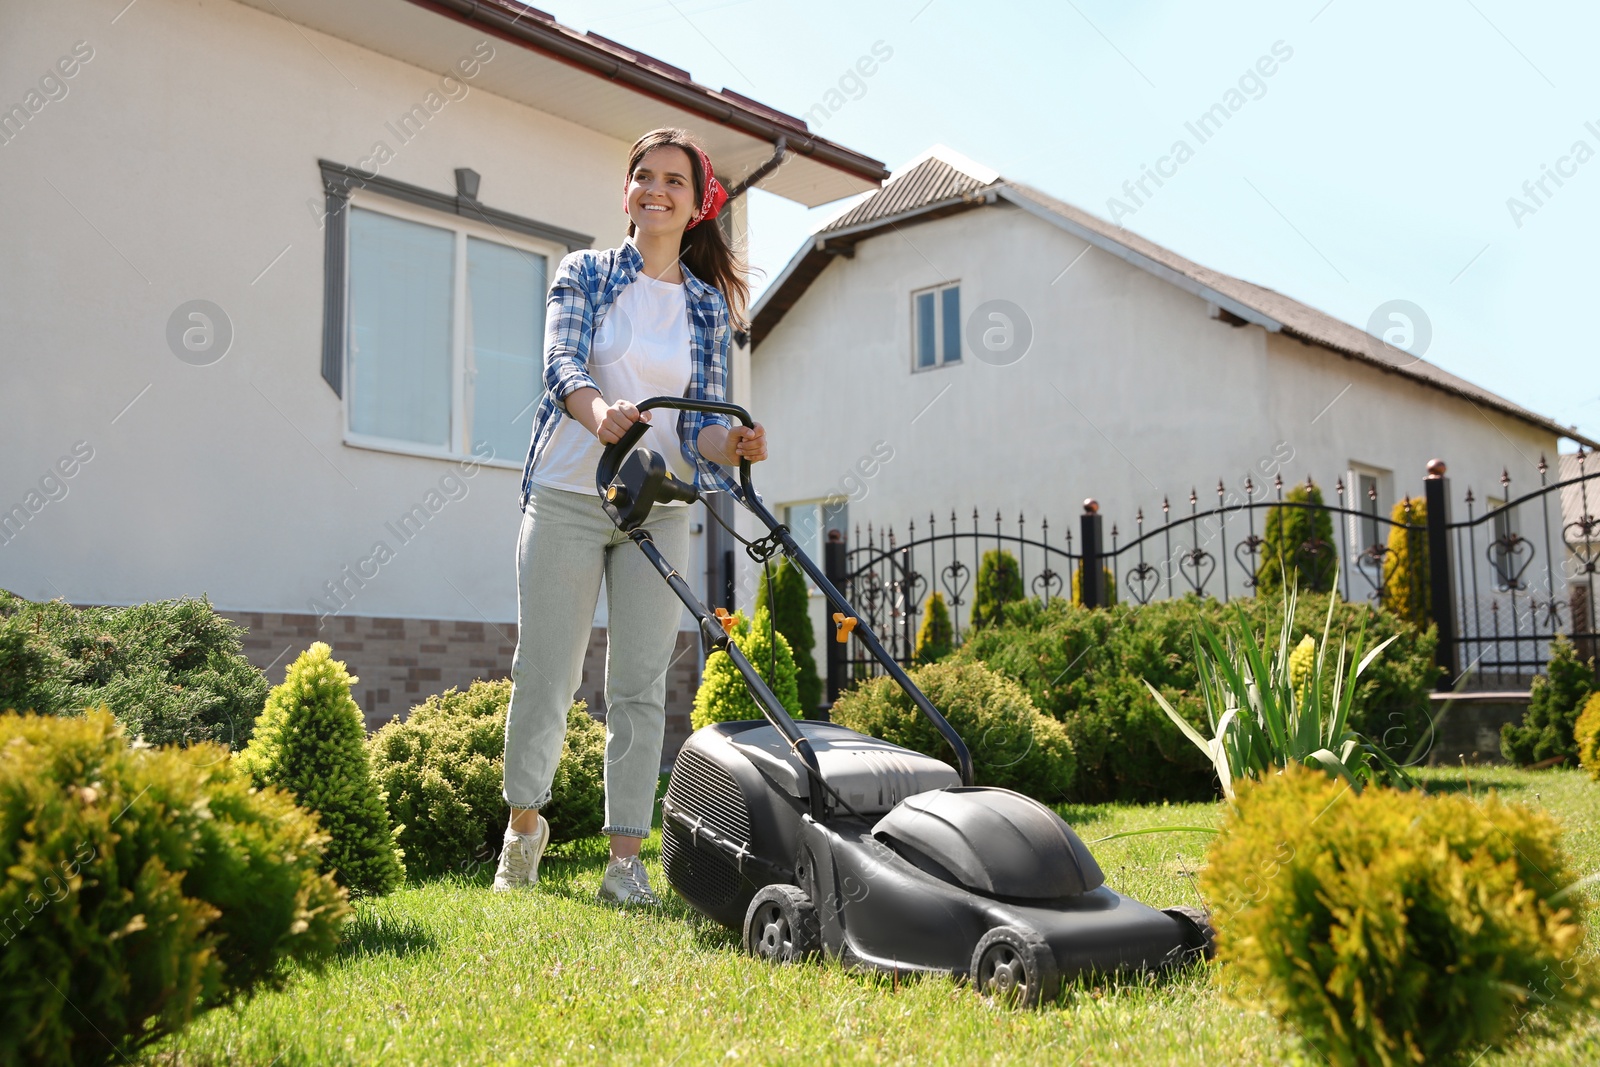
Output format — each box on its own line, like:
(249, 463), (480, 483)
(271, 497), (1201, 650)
(597, 398), (1214, 1006)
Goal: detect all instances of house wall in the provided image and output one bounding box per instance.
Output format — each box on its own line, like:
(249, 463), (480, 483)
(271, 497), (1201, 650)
(1, 0), (744, 735)
(748, 203), (1559, 650)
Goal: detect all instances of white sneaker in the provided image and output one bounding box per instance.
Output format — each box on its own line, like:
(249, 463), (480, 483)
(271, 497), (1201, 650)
(492, 816), (549, 891)
(597, 855), (661, 907)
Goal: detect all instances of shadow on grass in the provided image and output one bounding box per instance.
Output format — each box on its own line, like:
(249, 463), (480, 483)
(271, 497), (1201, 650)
(337, 906), (437, 960)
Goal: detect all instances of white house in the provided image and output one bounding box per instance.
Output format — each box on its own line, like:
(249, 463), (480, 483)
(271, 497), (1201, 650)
(0, 0), (885, 742)
(745, 148), (1598, 674)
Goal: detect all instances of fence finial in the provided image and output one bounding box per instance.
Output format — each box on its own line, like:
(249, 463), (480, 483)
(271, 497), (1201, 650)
(1083, 498), (1099, 515)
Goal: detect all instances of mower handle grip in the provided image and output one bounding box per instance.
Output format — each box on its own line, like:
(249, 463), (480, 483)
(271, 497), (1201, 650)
(595, 397), (754, 500)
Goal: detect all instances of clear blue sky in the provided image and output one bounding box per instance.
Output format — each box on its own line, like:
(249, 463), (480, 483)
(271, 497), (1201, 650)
(540, 0), (1599, 447)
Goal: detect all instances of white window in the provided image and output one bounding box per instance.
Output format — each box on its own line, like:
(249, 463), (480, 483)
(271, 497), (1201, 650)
(912, 282), (961, 370)
(343, 197), (559, 466)
(783, 499), (850, 585)
(1347, 462), (1392, 583)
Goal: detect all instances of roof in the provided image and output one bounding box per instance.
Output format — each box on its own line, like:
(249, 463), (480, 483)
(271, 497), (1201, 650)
(750, 149), (1597, 449)
(231, 0), (887, 206)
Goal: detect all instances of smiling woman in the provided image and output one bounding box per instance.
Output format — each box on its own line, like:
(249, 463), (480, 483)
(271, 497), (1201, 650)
(497, 127), (769, 907)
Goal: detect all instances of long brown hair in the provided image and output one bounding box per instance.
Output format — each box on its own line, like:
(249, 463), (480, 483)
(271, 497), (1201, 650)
(624, 128), (751, 329)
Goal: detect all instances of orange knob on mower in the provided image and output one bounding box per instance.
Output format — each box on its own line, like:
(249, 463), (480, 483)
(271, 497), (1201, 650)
(832, 612), (858, 643)
(713, 607), (738, 636)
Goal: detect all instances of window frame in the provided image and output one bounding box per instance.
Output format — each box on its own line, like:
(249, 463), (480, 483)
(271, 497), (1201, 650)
(781, 498), (850, 593)
(1346, 462), (1392, 574)
(910, 281), (961, 372)
(317, 159), (591, 468)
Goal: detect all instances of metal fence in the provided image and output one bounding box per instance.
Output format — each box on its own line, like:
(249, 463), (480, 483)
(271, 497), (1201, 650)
(821, 454), (1599, 697)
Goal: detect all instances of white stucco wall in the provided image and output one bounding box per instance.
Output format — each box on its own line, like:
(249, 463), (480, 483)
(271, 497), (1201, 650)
(747, 201), (1559, 632)
(0, 0), (742, 628)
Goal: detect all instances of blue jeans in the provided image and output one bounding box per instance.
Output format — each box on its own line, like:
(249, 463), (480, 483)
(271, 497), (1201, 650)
(502, 482), (690, 837)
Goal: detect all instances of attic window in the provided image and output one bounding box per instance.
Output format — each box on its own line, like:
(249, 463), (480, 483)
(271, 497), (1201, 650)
(913, 282), (961, 370)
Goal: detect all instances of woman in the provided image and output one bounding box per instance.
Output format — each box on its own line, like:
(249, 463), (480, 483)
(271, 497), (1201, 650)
(495, 128), (767, 905)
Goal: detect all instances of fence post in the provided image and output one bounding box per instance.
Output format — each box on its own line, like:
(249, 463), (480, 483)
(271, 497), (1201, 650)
(823, 529), (847, 711)
(1080, 499), (1106, 609)
(1424, 459), (1459, 690)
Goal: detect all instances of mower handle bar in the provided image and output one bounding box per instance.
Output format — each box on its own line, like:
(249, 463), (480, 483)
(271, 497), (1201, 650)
(595, 396), (974, 788)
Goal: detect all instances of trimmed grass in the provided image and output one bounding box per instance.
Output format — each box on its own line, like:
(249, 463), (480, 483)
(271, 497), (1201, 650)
(144, 767), (1600, 1066)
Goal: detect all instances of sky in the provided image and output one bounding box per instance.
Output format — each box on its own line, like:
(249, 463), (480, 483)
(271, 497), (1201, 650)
(537, 0), (1600, 448)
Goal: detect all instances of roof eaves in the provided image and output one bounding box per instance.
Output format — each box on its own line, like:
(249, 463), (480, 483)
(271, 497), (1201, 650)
(405, 0), (889, 184)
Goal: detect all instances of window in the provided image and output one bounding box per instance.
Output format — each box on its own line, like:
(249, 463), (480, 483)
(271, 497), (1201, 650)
(316, 159), (591, 466)
(344, 200), (555, 464)
(912, 282), (960, 370)
(783, 499), (850, 584)
(1347, 463), (1391, 578)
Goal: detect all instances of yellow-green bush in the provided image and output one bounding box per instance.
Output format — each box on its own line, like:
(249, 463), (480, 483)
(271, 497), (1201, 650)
(1576, 690), (1600, 780)
(755, 558), (822, 715)
(1381, 496), (1429, 629)
(1071, 562), (1117, 607)
(1202, 766), (1598, 1066)
(0, 710), (348, 1066)
(913, 591), (954, 665)
(831, 660), (1076, 802)
(237, 644), (403, 897)
(367, 680), (604, 877)
(692, 607), (799, 730)
(971, 549), (1023, 627)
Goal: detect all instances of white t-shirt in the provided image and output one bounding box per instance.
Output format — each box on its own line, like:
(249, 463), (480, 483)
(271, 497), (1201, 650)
(531, 271), (697, 502)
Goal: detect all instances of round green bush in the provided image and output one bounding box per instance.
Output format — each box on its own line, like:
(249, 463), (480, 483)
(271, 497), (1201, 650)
(692, 607), (800, 730)
(0, 589), (268, 750)
(237, 643), (404, 897)
(1203, 765), (1599, 1065)
(367, 679), (605, 878)
(830, 660), (1076, 802)
(0, 709), (349, 1066)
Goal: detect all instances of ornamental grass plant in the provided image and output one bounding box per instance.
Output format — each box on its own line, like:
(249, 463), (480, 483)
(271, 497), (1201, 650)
(1144, 586), (1411, 798)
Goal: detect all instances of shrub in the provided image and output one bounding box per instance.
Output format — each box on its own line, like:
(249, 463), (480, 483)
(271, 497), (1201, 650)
(913, 591), (954, 665)
(970, 549), (1023, 628)
(1255, 481), (1337, 595)
(1145, 588), (1412, 798)
(1380, 495), (1430, 629)
(1502, 635), (1597, 765)
(1071, 563), (1117, 607)
(831, 660), (1076, 801)
(367, 680), (604, 877)
(0, 589), (268, 750)
(237, 644), (404, 896)
(692, 607), (800, 729)
(0, 710), (348, 1066)
(1202, 765), (1599, 1066)
(1576, 691), (1600, 779)
(956, 592), (1437, 803)
(755, 557), (821, 715)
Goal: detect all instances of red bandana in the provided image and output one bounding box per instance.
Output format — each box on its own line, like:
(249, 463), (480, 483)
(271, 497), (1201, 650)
(622, 145), (728, 230)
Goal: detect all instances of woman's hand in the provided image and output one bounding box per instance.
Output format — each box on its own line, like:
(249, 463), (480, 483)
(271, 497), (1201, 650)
(726, 423), (767, 464)
(596, 399), (650, 444)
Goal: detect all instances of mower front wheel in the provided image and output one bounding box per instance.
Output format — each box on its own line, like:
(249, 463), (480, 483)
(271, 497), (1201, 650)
(743, 884), (821, 964)
(971, 925), (1059, 1008)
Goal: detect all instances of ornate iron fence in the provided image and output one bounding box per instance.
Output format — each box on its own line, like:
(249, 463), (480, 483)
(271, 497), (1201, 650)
(820, 454), (1598, 698)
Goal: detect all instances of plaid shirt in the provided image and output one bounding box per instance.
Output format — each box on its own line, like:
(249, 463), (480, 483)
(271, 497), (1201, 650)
(519, 239), (751, 510)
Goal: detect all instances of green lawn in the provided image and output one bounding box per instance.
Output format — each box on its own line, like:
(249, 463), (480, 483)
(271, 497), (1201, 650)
(144, 767), (1600, 1066)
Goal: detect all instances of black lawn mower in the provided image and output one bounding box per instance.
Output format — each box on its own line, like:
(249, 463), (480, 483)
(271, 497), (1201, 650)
(597, 398), (1213, 1006)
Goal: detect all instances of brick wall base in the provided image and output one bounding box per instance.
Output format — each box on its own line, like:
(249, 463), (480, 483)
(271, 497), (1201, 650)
(218, 611), (703, 762)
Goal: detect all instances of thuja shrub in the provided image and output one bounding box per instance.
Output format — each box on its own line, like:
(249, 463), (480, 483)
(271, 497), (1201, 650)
(970, 549), (1023, 629)
(237, 643), (404, 897)
(367, 679), (604, 877)
(831, 660), (1076, 802)
(755, 557), (822, 714)
(1255, 481), (1337, 595)
(692, 607), (800, 729)
(914, 591), (954, 665)
(1203, 766), (1599, 1066)
(1502, 635), (1596, 766)
(1573, 690), (1600, 780)
(0, 589), (268, 750)
(1380, 496), (1429, 629)
(0, 710), (348, 1066)
(957, 592), (1437, 802)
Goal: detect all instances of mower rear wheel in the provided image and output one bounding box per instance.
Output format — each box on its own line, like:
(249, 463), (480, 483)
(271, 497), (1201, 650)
(743, 884), (820, 964)
(971, 925), (1059, 1008)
